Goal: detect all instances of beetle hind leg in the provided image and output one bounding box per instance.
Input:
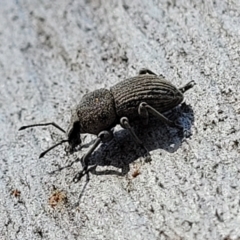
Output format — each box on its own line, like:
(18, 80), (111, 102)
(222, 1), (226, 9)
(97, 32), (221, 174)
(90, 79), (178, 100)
(138, 68), (157, 75)
(179, 80), (196, 93)
(138, 102), (183, 129)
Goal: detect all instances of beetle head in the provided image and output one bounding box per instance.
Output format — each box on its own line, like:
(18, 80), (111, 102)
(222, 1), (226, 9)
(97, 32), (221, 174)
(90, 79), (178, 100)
(67, 121), (81, 152)
(19, 119), (82, 158)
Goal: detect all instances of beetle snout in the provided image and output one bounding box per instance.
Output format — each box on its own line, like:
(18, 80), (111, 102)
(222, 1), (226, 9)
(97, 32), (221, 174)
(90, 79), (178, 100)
(68, 137), (82, 153)
(67, 121), (82, 152)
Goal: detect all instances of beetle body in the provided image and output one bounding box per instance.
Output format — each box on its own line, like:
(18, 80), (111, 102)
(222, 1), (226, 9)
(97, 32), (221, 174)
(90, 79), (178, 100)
(111, 74), (183, 121)
(73, 74), (183, 136)
(19, 69), (195, 181)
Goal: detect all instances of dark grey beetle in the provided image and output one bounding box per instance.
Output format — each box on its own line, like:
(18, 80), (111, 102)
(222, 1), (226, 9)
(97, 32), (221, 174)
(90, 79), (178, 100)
(19, 69), (195, 182)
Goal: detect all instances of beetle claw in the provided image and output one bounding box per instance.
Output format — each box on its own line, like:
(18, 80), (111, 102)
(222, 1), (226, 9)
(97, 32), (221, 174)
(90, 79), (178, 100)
(73, 164), (97, 182)
(173, 120), (183, 130)
(73, 171), (85, 183)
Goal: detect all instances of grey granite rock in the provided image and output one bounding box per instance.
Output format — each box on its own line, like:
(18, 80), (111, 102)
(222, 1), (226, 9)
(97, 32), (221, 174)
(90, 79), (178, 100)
(0, 1), (239, 239)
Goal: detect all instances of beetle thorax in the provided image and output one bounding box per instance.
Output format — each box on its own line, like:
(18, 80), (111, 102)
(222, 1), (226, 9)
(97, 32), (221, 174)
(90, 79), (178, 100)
(75, 88), (117, 135)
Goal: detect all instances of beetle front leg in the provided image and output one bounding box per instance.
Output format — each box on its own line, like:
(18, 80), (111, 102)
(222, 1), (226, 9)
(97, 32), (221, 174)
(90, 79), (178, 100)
(138, 102), (182, 129)
(73, 130), (113, 182)
(139, 68), (157, 75)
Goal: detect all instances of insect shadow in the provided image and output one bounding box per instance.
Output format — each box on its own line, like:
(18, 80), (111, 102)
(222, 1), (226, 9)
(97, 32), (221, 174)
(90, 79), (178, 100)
(76, 102), (194, 178)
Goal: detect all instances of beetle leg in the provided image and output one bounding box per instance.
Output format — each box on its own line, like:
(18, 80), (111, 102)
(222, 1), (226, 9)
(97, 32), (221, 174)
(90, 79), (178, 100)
(120, 117), (150, 158)
(139, 68), (157, 75)
(73, 130), (113, 182)
(178, 80), (196, 93)
(138, 102), (149, 125)
(120, 117), (143, 146)
(138, 102), (182, 129)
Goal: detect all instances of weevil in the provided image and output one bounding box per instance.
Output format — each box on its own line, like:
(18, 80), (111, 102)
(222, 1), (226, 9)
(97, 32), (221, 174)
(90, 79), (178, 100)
(19, 69), (195, 182)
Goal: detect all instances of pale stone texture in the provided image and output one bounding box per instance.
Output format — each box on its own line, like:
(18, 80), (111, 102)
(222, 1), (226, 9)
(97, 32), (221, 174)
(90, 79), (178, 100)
(0, 0), (240, 239)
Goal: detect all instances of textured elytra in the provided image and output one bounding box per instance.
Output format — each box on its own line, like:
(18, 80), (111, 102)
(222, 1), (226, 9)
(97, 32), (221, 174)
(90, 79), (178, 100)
(110, 75), (183, 120)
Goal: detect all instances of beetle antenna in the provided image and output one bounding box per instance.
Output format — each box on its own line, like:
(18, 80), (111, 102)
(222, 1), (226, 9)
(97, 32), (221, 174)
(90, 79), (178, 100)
(19, 122), (66, 133)
(39, 139), (68, 158)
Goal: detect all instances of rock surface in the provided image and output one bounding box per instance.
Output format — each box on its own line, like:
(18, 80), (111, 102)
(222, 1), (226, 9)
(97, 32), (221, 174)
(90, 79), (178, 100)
(0, 1), (240, 239)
